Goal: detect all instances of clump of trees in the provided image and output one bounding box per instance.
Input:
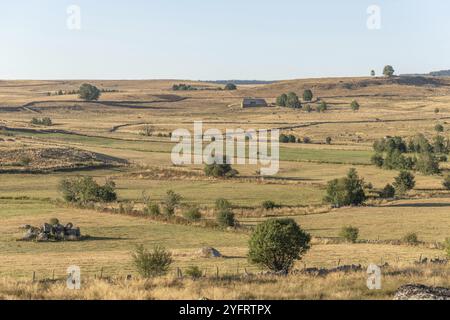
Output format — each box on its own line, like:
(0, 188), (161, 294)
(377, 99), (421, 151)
(279, 133), (297, 143)
(31, 117), (52, 126)
(204, 157), (238, 178)
(59, 176), (117, 204)
(172, 84), (197, 91)
(131, 245), (173, 278)
(324, 168), (366, 207)
(248, 219), (311, 273)
(79, 83), (101, 101)
(371, 135), (445, 175)
(276, 92), (301, 109)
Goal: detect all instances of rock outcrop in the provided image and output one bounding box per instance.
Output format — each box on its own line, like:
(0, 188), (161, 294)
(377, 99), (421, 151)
(19, 220), (82, 242)
(394, 284), (450, 300)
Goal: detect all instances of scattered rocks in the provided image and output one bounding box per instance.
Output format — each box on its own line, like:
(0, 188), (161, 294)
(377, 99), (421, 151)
(19, 219), (82, 242)
(198, 247), (222, 258)
(394, 284), (450, 300)
(414, 256), (448, 265)
(297, 264), (363, 277)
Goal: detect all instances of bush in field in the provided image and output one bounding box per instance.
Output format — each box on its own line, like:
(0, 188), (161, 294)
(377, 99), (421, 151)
(435, 124), (444, 133)
(144, 202), (161, 216)
(303, 89), (313, 102)
(183, 206), (202, 222)
(78, 83), (101, 101)
(371, 154), (384, 167)
(248, 219), (311, 273)
(402, 233), (419, 246)
(383, 65), (395, 77)
(393, 171), (415, 195)
(304, 104), (312, 113)
(326, 137), (332, 145)
(444, 238), (450, 257)
(340, 226), (359, 243)
(380, 184), (396, 199)
(443, 175), (450, 190)
(131, 245), (173, 278)
(433, 135), (448, 154)
(204, 157), (238, 178)
(316, 101), (327, 113)
(415, 152), (440, 175)
(350, 100), (360, 111)
(59, 176), (116, 204)
(216, 209), (236, 227)
(324, 168), (366, 207)
(185, 266), (203, 279)
(276, 94), (288, 107)
(31, 117), (53, 126)
(224, 83), (237, 90)
(286, 92), (301, 109)
(215, 198), (232, 211)
(262, 200), (279, 210)
(162, 190), (182, 216)
(302, 137), (311, 144)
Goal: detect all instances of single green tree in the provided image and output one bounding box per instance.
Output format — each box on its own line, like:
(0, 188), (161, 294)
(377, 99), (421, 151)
(302, 89), (313, 102)
(248, 219), (311, 273)
(383, 65), (395, 77)
(78, 83), (101, 101)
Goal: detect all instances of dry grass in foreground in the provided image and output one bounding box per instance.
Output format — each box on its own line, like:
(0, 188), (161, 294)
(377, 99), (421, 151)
(1, 265), (449, 300)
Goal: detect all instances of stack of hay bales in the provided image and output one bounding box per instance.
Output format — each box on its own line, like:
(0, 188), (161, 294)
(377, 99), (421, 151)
(19, 219), (81, 242)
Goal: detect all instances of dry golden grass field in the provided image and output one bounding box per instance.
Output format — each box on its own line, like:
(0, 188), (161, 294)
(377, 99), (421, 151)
(2, 76), (450, 299)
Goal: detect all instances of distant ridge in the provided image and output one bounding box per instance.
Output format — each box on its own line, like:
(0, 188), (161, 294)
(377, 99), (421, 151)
(204, 80), (277, 85)
(401, 69), (450, 77)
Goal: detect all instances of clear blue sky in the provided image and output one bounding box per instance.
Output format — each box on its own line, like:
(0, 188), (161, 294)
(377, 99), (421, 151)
(1, 0), (449, 80)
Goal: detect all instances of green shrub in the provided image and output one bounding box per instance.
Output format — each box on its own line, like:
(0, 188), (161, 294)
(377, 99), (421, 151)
(79, 83), (101, 101)
(350, 100), (360, 111)
(248, 219), (311, 273)
(286, 92), (301, 109)
(443, 175), (450, 190)
(59, 176), (117, 204)
(216, 209), (236, 227)
(324, 168), (366, 207)
(303, 89), (313, 102)
(340, 226), (359, 243)
(393, 171), (415, 195)
(144, 203), (161, 216)
(224, 83), (237, 90)
(380, 184), (396, 199)
(162, 190), (182, 216)
(204, 162), (238, 178)
(215, 198), (232, 211)
(444, 238), (450, 257)
(326, 137), (332, 145)
(276, 94), (287, 107)
(131, 245), (173, 278)
(262, 200), (279, 210)
(402, 232), (419, 246)
(317, 101), (327, 113)
(185, 266), (203, 279)
(435, 124), (444, 133)
(183, 207), (202, 222)
(371, 154), (384, 167)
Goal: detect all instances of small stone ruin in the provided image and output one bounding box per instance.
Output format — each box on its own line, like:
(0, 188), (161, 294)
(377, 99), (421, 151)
(19, 219), (82, 242)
